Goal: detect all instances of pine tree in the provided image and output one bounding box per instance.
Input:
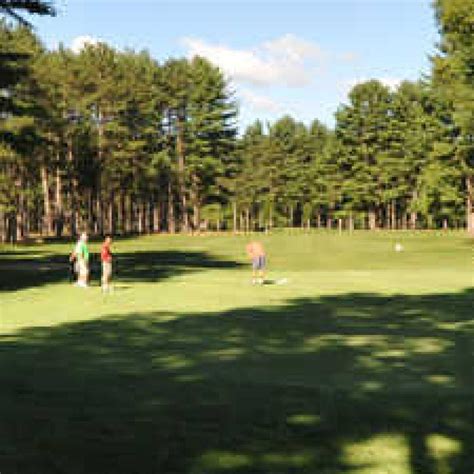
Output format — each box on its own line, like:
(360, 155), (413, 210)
(0, 0), (55, 25)
(433, 0), (474, 232)
(0, 22), (44, 241)
(186, 56), (237, 230)
(335, 80), (393, 229)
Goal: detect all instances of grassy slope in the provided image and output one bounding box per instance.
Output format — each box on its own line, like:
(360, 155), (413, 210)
(0, 231), (472, 473)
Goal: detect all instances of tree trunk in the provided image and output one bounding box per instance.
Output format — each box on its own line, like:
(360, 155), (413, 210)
(0, 210), (5, 243)
(168, 182), (176, 234)
(181, 194), (189, 232)
(96, 198), (103, 236)
(348, 212), (354, 232)
(54, 165), (64, 237)
(16, 179), (25, 240)
(153, 202), (160, 233)
(326, 214), (332, 229)
(391, 200), (396, 230)
(191, 176), (200, 232)
(147, 201), (153, 233)
(141, 202), (146, 234)
(466, 176), (474, 234)
(193, 202), (200, 232)
(16, 210), (22, 241)
(148, 201), (153, 233)
(108, 196), (115, 235)
(67, 137), (79, 237)
(401, 213), (408, 230)
(233, 201), (238, 233)
(131, 200), (136, 233)
(144, 202), (149, 233)
(176, 114), (188, 233)
(86, 191), (93, 233)
(120, 193), (126, 235)
(368, 210), (377, 231)
(125, 194), (132, 234)
(410, 211), (417, 230)
(410, 189), (418, 230)
(40, 165), (53, 235)
(7, 213), (17, 243)
(138, 202), (143, 234)
(142, 202), (148, 234)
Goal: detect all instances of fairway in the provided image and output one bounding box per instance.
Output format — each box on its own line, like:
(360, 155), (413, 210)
(0, 231), (473, 473)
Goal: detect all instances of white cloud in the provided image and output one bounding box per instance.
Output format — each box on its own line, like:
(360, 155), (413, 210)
(239, 89), (282, 113)
(181, 34), (327, 87)
(70, 35), (100, 53)
(263, 34), (325, 62)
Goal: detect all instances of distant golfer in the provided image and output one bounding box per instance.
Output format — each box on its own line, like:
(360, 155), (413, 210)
(100, 235), (113, 292)
(246, 241), (266, 285)
(69, 237), (79, 283)
(75, 232), (89, 288)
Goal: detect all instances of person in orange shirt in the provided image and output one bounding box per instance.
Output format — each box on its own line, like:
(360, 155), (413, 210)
(100, 235), (113, 292)
(246, 241), (266, 285)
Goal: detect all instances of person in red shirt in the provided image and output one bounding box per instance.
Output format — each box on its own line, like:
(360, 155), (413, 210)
(100, 235), (113, 292)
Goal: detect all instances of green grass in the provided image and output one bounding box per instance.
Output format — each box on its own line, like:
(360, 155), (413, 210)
(0, 230), (473, 473)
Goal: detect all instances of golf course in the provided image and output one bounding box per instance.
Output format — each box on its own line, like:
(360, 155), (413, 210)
(1, 231), (472, 473)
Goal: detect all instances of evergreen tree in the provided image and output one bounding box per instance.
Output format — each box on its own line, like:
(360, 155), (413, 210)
(433, 0), (474, 232)
(0, 0), (54, 25)
(335, 80), (393, 229)
(186, 56), (237, 230)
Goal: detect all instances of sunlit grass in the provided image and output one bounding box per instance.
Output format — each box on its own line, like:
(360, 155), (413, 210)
(343, 434), (411, 473)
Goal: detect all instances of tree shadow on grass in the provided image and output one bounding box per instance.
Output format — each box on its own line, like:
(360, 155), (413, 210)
(0, 289), (472, 473)
(0, 250), (244, 292)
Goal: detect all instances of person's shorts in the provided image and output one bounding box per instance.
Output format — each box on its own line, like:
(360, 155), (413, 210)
(102, 261), (112, 280)
(252, 255), (266, 270)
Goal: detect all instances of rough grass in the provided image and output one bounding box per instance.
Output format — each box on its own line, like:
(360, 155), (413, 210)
(0, 230), (472, 473)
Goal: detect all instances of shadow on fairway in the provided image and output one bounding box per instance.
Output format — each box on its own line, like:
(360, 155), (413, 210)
(0, 250), (244, 292)
(0, 288), (472, 473)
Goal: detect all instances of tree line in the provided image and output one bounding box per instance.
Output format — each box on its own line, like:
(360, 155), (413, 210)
(0, 0), (473, 241)
(1, 24), (238, 240)
(236, 80), (465, 232)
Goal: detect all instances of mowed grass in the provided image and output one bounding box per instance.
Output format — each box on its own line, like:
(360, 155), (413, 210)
(0, 231), (472, 473)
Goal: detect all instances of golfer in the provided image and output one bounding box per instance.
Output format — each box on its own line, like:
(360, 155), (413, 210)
(100, 235), (113, 292)
(75, 232), (89, 288)
(69, 238), (79, 283)
(246, 240), (266, 285)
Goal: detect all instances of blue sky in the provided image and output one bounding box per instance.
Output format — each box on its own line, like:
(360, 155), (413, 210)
(31, 0), (439, 130)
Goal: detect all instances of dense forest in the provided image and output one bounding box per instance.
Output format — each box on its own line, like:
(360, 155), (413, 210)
(1, 0), (473, 241)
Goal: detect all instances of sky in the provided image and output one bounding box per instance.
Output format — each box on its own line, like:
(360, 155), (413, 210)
(30, 0), (439, 130)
